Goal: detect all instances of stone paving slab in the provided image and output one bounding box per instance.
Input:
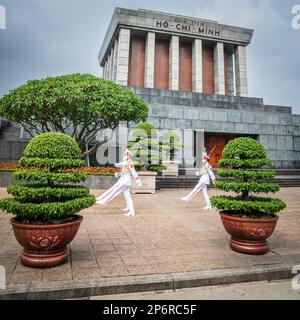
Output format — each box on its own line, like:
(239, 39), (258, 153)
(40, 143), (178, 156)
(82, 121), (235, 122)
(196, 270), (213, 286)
(0, 187), (300, 299)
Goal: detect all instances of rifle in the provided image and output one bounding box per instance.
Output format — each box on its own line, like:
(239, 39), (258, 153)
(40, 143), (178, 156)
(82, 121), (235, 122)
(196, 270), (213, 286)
(209, 145), (216, 157)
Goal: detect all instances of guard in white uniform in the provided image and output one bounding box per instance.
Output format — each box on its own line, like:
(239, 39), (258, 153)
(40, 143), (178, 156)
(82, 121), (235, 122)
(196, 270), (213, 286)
(96, 149), (142, 216)
(180, 154), (216, 209)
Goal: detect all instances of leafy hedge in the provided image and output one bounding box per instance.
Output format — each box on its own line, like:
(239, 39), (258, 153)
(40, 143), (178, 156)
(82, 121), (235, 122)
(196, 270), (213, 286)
(217, 169), (276, 180)
(7, 185), (90, 202)
(147, 164), (167, 172)
(0, 197), (95, 221)
(19, 157), (85, 169)
(214, 181), (279, 193)
(219, 158), (272, 168)
(211, 196), (286, 215)
(0, 132), (95, 222)
(13, 170), (87, 183)
(23, 132), (81, 159)
(211, 137), (286, 216)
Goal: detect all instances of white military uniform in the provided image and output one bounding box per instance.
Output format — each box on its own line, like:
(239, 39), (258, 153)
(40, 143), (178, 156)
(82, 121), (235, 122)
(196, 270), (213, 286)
(96, 155), (141, 216)
(181, 160), (215, 209)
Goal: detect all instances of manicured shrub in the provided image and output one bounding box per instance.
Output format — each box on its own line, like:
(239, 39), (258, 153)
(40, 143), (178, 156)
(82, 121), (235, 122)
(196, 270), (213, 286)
(160, 130), (184, 161)
(0, 132), (95, 222)
(146, 164), (167, 172)
(211, 137), (286, 217)
(127, 122), (160, 166)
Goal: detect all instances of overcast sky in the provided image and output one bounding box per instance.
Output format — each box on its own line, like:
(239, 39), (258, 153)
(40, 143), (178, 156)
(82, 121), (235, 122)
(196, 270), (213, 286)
(0, 0), (299, 113)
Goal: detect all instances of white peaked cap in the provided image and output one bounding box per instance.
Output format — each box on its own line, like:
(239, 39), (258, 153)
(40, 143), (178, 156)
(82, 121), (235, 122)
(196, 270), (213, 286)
(124, 148), (134, 158)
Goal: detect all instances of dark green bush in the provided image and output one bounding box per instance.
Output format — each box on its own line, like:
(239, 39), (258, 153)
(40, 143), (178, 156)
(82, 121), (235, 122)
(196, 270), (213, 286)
(13, 170), (87, 183)
(211, 137), (286, 217)
(0, 132), (95, 222)
(19, 157), (85, 169)
(22, 132), (81, 159)
(147, 164), (167, 172)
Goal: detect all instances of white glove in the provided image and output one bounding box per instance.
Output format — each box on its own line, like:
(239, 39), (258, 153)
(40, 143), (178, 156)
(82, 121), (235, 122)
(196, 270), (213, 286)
(136, 179), (142, 186)
(196, 171), (200, 176)
(115, 172), (120, 178)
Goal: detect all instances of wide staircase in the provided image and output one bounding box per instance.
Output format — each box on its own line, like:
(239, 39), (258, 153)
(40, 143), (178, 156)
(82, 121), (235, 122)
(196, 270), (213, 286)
(157, 169), (300, 188)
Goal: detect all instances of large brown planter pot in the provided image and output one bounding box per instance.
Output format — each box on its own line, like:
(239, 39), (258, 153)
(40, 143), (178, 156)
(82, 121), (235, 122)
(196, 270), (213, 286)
(10, 215), (83, 268)
(220, 212), (279, 255)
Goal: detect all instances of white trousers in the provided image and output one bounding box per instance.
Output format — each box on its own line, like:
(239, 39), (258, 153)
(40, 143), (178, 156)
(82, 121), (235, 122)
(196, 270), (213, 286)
(96, 183), (135, 214)
(123, 188), (135, 214)
(183, 183), (212, 207)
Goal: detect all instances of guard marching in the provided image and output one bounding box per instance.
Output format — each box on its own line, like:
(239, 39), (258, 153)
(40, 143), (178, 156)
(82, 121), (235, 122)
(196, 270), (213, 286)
(96, 149), (142, 216)
(180, 151), (216, 209)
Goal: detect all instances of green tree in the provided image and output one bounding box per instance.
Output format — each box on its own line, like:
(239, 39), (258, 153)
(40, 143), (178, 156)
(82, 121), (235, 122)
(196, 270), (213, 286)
(0, 74), (148, 159)
(127, 122), (160, 168)
(0, 132), (95, 222)
(160, 130), (183, 161)
(211, 137), (286, 217)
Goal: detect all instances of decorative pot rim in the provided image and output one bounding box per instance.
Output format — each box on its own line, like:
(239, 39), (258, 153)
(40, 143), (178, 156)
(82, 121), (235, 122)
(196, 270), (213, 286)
(219, 211), (279, 223)
(10, 214), (83, 229)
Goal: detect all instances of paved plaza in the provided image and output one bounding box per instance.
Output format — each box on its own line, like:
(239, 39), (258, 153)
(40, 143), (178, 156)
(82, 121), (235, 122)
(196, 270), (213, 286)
(0, 187), (300, 297)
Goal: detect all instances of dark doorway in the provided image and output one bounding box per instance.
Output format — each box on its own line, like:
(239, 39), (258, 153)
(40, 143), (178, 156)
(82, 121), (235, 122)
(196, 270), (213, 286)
(204, 133), (258, 167)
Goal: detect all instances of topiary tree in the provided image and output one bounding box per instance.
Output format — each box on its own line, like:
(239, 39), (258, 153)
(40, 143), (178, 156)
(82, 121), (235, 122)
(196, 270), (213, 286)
(0, 132), (95, 223)
(160, 130), (183, 161)
(211, 137), (286, 217)
(127, 122), (161, 168)
(0, 74), (148, 158)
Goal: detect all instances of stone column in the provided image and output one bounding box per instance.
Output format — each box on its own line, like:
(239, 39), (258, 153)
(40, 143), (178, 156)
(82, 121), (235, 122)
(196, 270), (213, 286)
(214, 42), (225, 95)
(195, 130), (205, 167)
(144, 32), (155, 88)
(169, 35), (179, 91)
(183, 129), (194, 168)
(112, 38), (118, 82)
(109, 46), (114, 81)
(226, 53), (235, 95)
(104, 59), (108, 79)
(115, 28), (131, 86)
(107, 51), (111, 80)
(235, 45), (248, 97)
(192, 39), (203, 93)
(102, 62), (106, 79)
(105, 59), (109, 79)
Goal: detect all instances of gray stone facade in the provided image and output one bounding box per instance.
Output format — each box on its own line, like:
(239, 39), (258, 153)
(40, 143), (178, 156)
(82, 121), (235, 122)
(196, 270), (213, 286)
(129, 87), (300, 169)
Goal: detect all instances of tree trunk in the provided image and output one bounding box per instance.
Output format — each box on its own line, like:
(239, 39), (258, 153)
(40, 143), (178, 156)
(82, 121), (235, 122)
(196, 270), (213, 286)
(80, 143), (99, 159)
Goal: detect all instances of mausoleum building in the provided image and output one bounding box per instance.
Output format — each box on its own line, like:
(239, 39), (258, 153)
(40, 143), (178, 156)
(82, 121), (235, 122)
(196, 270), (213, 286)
(98, 8), (300, 169)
